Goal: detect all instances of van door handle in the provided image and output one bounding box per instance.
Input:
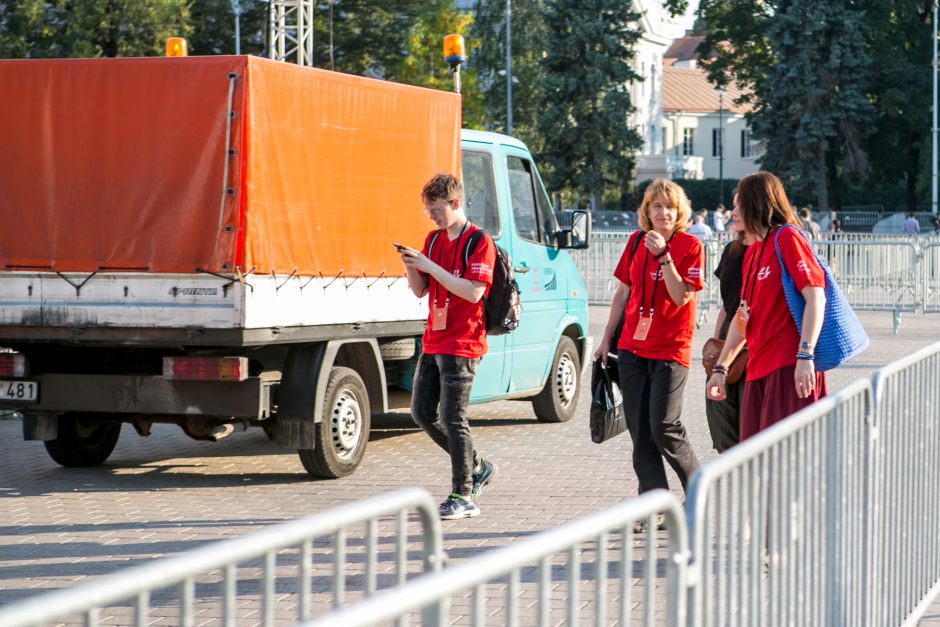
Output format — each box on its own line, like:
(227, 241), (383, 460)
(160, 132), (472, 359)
(514, 265), (530, 274)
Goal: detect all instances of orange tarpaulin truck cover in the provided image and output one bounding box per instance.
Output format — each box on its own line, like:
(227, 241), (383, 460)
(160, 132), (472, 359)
(0, 56), (461, 275)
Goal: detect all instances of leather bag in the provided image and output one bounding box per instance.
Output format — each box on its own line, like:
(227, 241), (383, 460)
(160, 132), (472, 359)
(702, 337), (747, 384)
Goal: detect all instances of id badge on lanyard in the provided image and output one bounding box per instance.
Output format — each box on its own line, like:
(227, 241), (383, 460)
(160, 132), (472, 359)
(633, 316), (652, 341)
(432, 303), (448, 330)
(735, 302), (749, 335)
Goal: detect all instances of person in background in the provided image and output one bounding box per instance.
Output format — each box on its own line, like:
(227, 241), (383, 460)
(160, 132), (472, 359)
(704, 211), (747, 452)
(595, 179), (704, 529)
(713, 204), (729, 234)
(399, 173), (497, 520)
(933, 213), (940, 233)
(687, 213), (714, 241)
(827, 211), (842, 234)
(798, 208), (820, 239)
(903, 212), (921, 235)
(706, 171), (827, 439)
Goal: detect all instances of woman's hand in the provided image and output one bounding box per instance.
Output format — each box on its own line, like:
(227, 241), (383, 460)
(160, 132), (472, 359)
(706, 372), (727, 401)
(645, 230), (667, 256)
(593, 334), (611, 365)
(794, 359), (816, 398)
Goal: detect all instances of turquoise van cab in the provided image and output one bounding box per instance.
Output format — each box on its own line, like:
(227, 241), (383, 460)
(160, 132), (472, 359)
(435, 129), (592, 423)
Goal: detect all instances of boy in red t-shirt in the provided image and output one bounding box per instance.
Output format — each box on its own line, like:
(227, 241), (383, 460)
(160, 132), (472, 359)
(398, 174), (497, 520)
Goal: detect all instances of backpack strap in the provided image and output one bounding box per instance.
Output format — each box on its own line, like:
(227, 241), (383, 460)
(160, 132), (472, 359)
(461, 227), (487, 271)
(629, 229), (644, 257)
(426, 229), (445, 262)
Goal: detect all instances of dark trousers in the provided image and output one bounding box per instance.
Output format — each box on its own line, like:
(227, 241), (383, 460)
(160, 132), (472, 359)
(411, 353), (479, 496)
(705, 376), (745, 453)
(617, 350), (699, 493)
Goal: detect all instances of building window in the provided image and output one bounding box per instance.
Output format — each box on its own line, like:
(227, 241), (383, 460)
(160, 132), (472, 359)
(682, 128), (694, 156)
(712, 128), (724, 157)
(741, 129), (756, 158)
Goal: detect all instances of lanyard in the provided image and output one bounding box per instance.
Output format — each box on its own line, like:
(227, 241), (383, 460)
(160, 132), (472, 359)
(741, 228), (772, 307)
(637, 232), (673, 319)
(432, 221), (469, 308)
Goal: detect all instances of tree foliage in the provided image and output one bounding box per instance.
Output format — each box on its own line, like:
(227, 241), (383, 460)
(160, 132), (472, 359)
(0, 0), (190, 58)
(469, 0), (549, 149)
(537, 0), (643, 210)
(691, 0), (932, 211)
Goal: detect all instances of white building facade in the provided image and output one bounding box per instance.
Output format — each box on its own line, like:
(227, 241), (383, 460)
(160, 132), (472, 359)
(630, 0), (688, 182)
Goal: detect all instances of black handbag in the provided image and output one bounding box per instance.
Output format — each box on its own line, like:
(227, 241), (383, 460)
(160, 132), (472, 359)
(590, 359), (627, 444)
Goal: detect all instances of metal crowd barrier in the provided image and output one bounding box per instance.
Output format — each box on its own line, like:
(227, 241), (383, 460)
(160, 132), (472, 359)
(684, 379), (873, 627)
(870, 340), (940, 626)
(922, 243), (940, 312)
(303, 490), (689, 627)
(0, 488), (443, 627)
(576, 233), (934, 334)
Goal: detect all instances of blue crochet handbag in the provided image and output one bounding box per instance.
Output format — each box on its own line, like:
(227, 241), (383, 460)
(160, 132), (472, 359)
(773, 225), (869, 372)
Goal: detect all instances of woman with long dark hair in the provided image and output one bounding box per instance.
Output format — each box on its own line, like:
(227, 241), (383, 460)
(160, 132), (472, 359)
(705, 171), (827, 439)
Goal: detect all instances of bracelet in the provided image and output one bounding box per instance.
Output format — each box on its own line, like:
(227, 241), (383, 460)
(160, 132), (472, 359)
(796, 351), (815, 361)
(659, 257), (673, 266)
(712, 365), (728, 374)
(654, 243), (671, 259)
(800, 341), (815, 351)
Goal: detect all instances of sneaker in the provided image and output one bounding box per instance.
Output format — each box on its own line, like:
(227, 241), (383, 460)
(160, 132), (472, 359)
(439, 494), (480, 520)
(471, 458), (497, 501)
(632, 513), (667, 534)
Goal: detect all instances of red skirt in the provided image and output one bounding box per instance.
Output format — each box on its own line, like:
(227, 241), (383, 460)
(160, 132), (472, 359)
(740, 364), (827, 441)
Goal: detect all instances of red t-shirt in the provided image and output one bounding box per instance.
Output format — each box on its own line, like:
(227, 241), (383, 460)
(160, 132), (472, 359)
(420, 224), (496, 358)
(740, 226), (825, 381)
(613, 231), (704, 367)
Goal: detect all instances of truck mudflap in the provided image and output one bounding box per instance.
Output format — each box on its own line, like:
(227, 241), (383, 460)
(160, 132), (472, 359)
(23, 373), (278, 418)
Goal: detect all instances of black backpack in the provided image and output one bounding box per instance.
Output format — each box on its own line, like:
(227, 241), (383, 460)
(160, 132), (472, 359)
(427, 227), (521, 335)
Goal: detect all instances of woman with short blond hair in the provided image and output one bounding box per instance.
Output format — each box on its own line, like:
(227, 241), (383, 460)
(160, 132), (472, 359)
(595, 179), (704, 512)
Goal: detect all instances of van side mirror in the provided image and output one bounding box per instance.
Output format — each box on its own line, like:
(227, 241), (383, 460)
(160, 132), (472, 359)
(557, 210), (591, 249)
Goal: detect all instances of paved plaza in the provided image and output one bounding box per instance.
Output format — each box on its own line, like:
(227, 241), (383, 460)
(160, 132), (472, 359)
(1, 307), (939, 624)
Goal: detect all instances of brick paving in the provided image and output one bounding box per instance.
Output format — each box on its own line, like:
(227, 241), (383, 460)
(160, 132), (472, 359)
(0, 307), (938, 625)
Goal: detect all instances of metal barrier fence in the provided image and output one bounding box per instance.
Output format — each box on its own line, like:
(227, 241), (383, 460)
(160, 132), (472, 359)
(304, 490), (688, 627)
(0, 488), (443, 627)
(923, 243), (940, 312)
(870, 340), (940, 626)
(684, 379), (873, 626)
(577, 233), (937, 329)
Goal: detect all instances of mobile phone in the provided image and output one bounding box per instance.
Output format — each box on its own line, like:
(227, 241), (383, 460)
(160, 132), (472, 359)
(393, 242), (406, 251)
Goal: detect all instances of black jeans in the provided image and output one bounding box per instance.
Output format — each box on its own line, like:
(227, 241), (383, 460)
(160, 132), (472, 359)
(617, 350), (699, 493)
(411, 353), (479, 496)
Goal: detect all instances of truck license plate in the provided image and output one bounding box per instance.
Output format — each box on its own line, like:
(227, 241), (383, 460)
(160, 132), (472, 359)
(0, 379), (39, 404)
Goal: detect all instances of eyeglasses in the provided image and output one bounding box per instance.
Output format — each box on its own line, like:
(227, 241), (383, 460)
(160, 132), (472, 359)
(650, 203), (677, 211)
(424, 200), (455, 216)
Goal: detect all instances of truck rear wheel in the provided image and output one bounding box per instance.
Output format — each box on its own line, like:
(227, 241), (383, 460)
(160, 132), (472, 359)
(44, 413), (122, 467)
(532, 336), (581, 423)
(298, 367), (370, 479)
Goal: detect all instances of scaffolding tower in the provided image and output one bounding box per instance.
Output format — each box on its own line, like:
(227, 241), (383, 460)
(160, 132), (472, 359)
(268, 0), (314, 66)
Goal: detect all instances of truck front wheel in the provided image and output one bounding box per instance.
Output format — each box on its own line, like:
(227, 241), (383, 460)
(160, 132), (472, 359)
(532, 336), (581, 423)
(44, 413), (122, 467)
(298, 367), (370, 479)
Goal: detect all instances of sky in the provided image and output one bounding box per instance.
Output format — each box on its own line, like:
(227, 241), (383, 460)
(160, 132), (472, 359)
(681, 0), (700, 31)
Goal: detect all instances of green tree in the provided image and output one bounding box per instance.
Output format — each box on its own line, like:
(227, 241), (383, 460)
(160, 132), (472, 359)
(389, 0), (485, 128)
(863, 1), (934, 211)
(690, 0), (875, 212)
(469, 0), (549, 151)
(753, 0), (873, 211)
(0, 0), (190, 58)
(188, 0), (267, 56)
(537, 0), (643, 210)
